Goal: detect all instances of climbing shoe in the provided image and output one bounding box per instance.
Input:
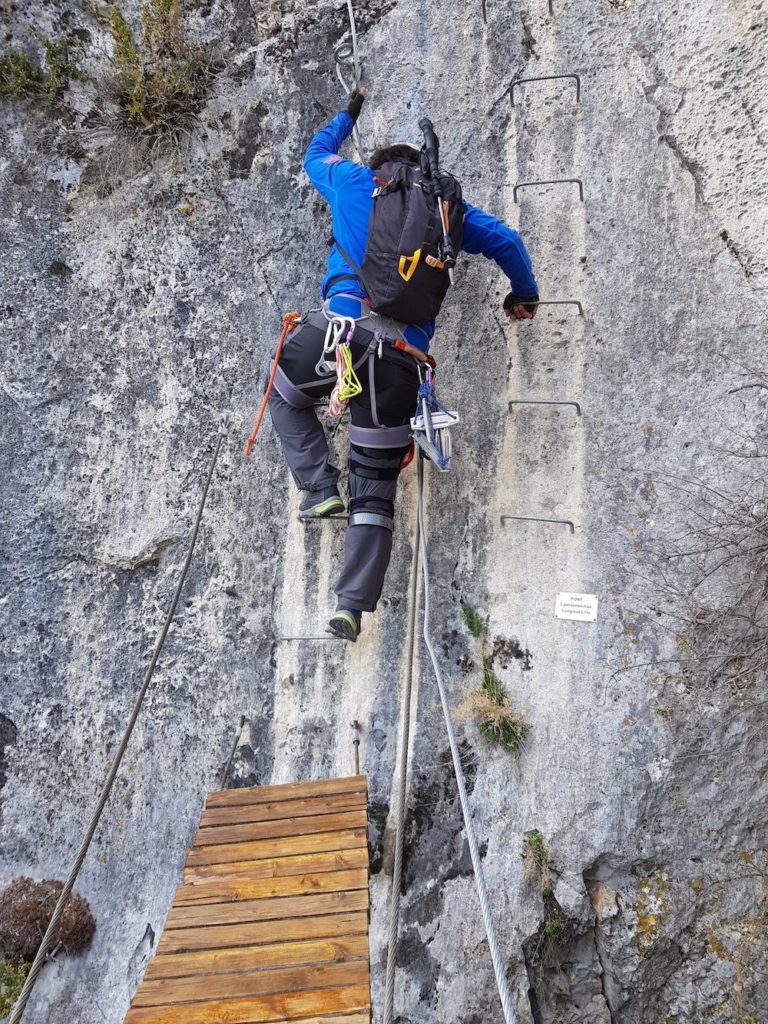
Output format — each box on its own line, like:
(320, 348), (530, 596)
(298, 486), (345, 520)
(326, 609), (362, 642)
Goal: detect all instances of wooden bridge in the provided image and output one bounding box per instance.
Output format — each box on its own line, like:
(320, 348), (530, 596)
(125, 775), (371, 1024)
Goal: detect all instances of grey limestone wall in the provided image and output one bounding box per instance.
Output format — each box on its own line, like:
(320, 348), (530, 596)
(0, 0), (766, 1021)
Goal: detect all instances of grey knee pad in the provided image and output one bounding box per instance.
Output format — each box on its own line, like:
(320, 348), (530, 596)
(348, 446), (403, 525)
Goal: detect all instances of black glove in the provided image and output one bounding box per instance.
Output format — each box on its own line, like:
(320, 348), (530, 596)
(503, 291), (539, 317)
(346, 88), (365, 123)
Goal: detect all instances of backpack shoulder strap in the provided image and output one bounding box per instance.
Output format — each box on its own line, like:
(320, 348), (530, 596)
(334, 238), (363, 278)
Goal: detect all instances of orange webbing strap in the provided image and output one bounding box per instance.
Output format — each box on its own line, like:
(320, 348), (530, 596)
(244, 312), (302, 457)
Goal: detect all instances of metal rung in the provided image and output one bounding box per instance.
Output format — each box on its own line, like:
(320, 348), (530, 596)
(511, 74), (581, 107)
(514, 178), (584, 203)
(509, 400), (582, 416)
(528, 299), (584, 316)
(276, 635), (347, 641)
(500, 514), (575, 534)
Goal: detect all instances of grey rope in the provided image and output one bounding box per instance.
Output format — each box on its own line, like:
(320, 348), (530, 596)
(9, 426), (226, 1024)
(334, 0), (365, 160)
(415, 456), (518, 1024)
(383, 510), (421, 1024)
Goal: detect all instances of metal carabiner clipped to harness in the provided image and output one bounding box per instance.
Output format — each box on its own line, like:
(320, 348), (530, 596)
(410, 365), (460, 472)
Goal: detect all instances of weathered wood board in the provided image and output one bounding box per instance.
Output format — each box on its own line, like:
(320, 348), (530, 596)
(125, 775), (371, 1024)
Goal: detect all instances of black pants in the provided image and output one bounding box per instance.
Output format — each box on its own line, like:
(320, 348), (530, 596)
(268, 310), (420, 613)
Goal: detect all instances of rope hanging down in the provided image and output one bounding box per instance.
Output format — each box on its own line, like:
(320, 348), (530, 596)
(9, 426), (226, 1024)
(384, 455), (518, 1024)
(245, 312), (301, 457)
(334, 0), (365, 160)
(383, 513), (421, 1024)
(415, 455), (518, 1024)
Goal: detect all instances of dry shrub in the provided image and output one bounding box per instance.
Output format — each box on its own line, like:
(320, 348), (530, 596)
(104, 0), (221, 170)
(458, 660), (529, 756)
(0, 878), (95, 962)
(458, 600), (530, 756)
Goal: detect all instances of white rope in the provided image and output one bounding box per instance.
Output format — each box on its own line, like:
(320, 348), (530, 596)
(415, 456), (518, 1024)
(383, 513), (421, 1024)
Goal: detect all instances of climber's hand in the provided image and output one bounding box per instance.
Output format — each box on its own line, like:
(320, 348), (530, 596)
(508, 304), (535, 320)
(347, 88), (366, 123)
(503, 292), (538, 321)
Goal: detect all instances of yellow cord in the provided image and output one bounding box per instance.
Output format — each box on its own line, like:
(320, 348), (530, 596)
(336, 343), (363, 401)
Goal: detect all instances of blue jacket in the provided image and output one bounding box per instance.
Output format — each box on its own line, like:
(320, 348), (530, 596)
(304, 111), (538, 352)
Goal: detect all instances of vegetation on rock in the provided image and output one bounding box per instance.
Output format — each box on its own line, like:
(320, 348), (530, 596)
(0, 33), (82, 100)
(0, 957), (29, 1017)
(459, 601), (529, 755)
(521, 831), (567, 963)
(107, 0), (220, 160)
(0, 878), (95, 963)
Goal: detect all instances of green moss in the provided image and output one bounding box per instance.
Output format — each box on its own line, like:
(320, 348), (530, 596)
(0, 33), (81, 100)
(461, 601), (486, 640)
(0, 957), (30, 1017)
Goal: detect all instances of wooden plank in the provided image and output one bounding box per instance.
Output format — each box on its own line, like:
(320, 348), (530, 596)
(133, 959), (370, 1008)
(173, 869), (368, 907)
(125, 985), (370, 1024)
(206, 777), (366, 810)
(183, 847), (369, 885)
(186, 829), (368, 868)
(193, 810), (368, 848)
(165, 889), (369, 931)
(157, 911), (369, 955)
(199, 792), (366, 829)
(145, 935), (369, 981)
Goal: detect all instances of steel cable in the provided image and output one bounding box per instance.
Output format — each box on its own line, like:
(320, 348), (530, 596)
(415, 455), (518, 1024)
(383, 510), (421, 1024)
(334, 0), (365, 160)
(9, 425), (226, 1024)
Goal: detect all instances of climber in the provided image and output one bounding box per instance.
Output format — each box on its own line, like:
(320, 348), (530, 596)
(267, 88), (539, 642)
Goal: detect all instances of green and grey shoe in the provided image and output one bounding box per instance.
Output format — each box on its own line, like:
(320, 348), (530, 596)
(298, 486), (345, 520)
(326, 609), (362, 642)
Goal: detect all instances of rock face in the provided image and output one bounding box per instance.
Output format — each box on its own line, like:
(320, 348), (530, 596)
(1, 1), (767, 1022)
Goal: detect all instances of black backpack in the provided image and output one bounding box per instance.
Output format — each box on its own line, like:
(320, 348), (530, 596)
(336, 161), (464, 324)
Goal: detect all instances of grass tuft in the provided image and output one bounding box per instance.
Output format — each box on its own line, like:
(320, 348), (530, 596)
(522, 829), (551, 880)
(105, 0), (221, 167)
(461, 601), (487, 640)
(474, 656), (529, 754)
(459, 598), (529, 757)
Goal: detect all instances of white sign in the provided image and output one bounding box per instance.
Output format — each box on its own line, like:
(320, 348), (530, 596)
(555, 592), (599, 622)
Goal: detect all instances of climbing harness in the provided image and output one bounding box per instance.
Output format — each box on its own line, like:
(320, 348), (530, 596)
(410, 366), (460, 471)
(8, 425), (227, 1024)
(334, 0), (364, 160)
(244, 311), (301, 457)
